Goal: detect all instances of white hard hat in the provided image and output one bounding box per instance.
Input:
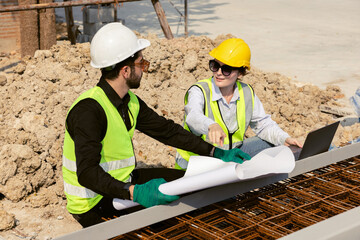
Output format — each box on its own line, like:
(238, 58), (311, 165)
(90, 22), (150, 69)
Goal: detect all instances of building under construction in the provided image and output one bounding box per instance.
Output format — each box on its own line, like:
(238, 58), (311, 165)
(55, 139), (360, 240)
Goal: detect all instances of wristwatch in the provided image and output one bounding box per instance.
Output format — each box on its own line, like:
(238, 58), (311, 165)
(123, 183), (132, 200)
(210, 146), (216, 157)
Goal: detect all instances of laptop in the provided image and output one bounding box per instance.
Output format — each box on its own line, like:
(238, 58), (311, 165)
(289, 121), (340, 160)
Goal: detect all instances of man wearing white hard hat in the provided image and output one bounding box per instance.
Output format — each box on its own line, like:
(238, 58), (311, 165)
(62, 23), (251, 227)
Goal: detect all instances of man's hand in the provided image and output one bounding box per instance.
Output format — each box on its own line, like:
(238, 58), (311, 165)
(208, 123), (226, 147)
(213, 147), (251, 164)
(133, 178), (179, 208)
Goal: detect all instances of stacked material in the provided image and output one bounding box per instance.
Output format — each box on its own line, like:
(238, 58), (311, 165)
(115, 156), (360, 239)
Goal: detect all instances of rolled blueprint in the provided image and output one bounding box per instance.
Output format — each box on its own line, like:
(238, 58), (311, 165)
(158, 145), (295, 195)
(113, 145), (295, 210)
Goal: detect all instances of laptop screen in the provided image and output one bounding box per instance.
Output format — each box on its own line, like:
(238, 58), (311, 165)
(297, 121), (340, 160)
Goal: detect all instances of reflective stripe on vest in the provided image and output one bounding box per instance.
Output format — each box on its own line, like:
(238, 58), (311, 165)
(63, 156), (133, 198)
(176, 77), (254, 169)
(62, 155), (135, 173)
(62, 86), (139, 214)
(63, 181), (98, 199)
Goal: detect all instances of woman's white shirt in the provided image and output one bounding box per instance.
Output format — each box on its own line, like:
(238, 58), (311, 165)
(184, 79), (290, 145)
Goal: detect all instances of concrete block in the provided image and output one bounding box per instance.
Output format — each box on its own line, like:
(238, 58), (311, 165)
(76, 33), (91, 43)
(83, 6), (115, 24)
(83, 22), (105, 36)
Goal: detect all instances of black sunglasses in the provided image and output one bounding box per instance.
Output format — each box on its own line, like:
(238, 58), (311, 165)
(209, 60), (237, 76)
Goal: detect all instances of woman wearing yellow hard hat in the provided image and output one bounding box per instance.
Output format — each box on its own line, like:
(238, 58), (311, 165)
(175, 38), (302, 170)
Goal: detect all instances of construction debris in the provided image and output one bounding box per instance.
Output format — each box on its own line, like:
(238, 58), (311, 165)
(319, 104), (356, 117)
(0, 209), (15, 231)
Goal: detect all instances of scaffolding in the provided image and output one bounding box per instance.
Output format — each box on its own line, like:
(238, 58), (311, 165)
(0, 0), (189, 40)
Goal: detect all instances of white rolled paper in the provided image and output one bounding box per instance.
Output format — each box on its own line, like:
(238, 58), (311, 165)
(113, 145), (295, 210)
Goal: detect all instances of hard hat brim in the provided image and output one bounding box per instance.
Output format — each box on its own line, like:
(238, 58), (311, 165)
(138, 39), (151, 51)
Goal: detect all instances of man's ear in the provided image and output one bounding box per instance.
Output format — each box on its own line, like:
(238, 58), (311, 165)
(120, 66), (130, 78)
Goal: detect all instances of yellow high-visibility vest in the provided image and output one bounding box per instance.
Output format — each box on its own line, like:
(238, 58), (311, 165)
(62, 86), (139, 214)
(176, 77), (254, 169)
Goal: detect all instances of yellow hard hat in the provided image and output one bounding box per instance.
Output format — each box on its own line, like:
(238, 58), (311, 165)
(209, 38), (251, 69)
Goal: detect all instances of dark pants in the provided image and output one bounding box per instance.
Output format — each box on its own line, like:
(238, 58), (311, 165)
(72, 168), (185, 228)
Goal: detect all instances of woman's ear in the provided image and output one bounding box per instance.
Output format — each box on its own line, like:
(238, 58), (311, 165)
(236, 71), (243, 80)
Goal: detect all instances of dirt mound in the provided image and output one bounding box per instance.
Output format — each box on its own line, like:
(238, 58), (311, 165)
(0, 33), (359, 239)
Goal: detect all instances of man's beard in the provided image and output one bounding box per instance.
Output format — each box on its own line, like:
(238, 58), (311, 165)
(126, 67), (142, 89)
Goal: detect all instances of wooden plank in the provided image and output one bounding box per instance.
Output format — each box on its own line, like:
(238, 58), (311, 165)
(151, 0), (173, 39)
(184, 0), (188, 37)
(39, 0), (57, 49)
(319, 104), (355, 117)
(19, 0), (38, 57)
(64, 0), (76, 44)
(0, 0), (142, 12)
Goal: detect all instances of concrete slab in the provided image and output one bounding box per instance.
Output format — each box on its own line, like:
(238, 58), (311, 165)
(55, 0), (360, 100)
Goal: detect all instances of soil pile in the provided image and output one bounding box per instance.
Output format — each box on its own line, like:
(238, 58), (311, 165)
(0, 33), (359, 239)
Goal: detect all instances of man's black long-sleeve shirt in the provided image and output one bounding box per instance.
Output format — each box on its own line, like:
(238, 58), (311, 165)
(65, 78), (213, 200)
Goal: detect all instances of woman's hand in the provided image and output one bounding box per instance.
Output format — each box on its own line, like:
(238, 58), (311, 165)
(208, 123), (227, 147)
(285, 137), (303, 148)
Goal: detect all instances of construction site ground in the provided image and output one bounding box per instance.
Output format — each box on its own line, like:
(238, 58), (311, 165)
(1, 1), (360, 239)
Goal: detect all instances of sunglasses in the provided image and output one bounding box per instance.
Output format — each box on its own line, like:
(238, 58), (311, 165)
(209, 60), (237, 76)
(130, 58), (150, 72)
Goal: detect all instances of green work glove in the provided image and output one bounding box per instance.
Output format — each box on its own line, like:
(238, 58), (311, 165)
(213, 147), (251, 164)
(133, 178), (179, 208)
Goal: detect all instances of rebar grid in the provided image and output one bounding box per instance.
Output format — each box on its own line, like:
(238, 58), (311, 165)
(112, 156), (360, 240)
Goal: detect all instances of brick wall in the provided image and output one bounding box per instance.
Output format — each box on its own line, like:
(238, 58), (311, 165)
(0, 0), (21, 53)
(0, 0), (56, 56)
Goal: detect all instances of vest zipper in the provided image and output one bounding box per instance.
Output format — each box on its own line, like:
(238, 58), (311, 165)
(228, 132), (233, 149)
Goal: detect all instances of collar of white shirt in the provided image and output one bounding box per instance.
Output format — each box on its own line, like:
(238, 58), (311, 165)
(211, 77), (240, 104)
